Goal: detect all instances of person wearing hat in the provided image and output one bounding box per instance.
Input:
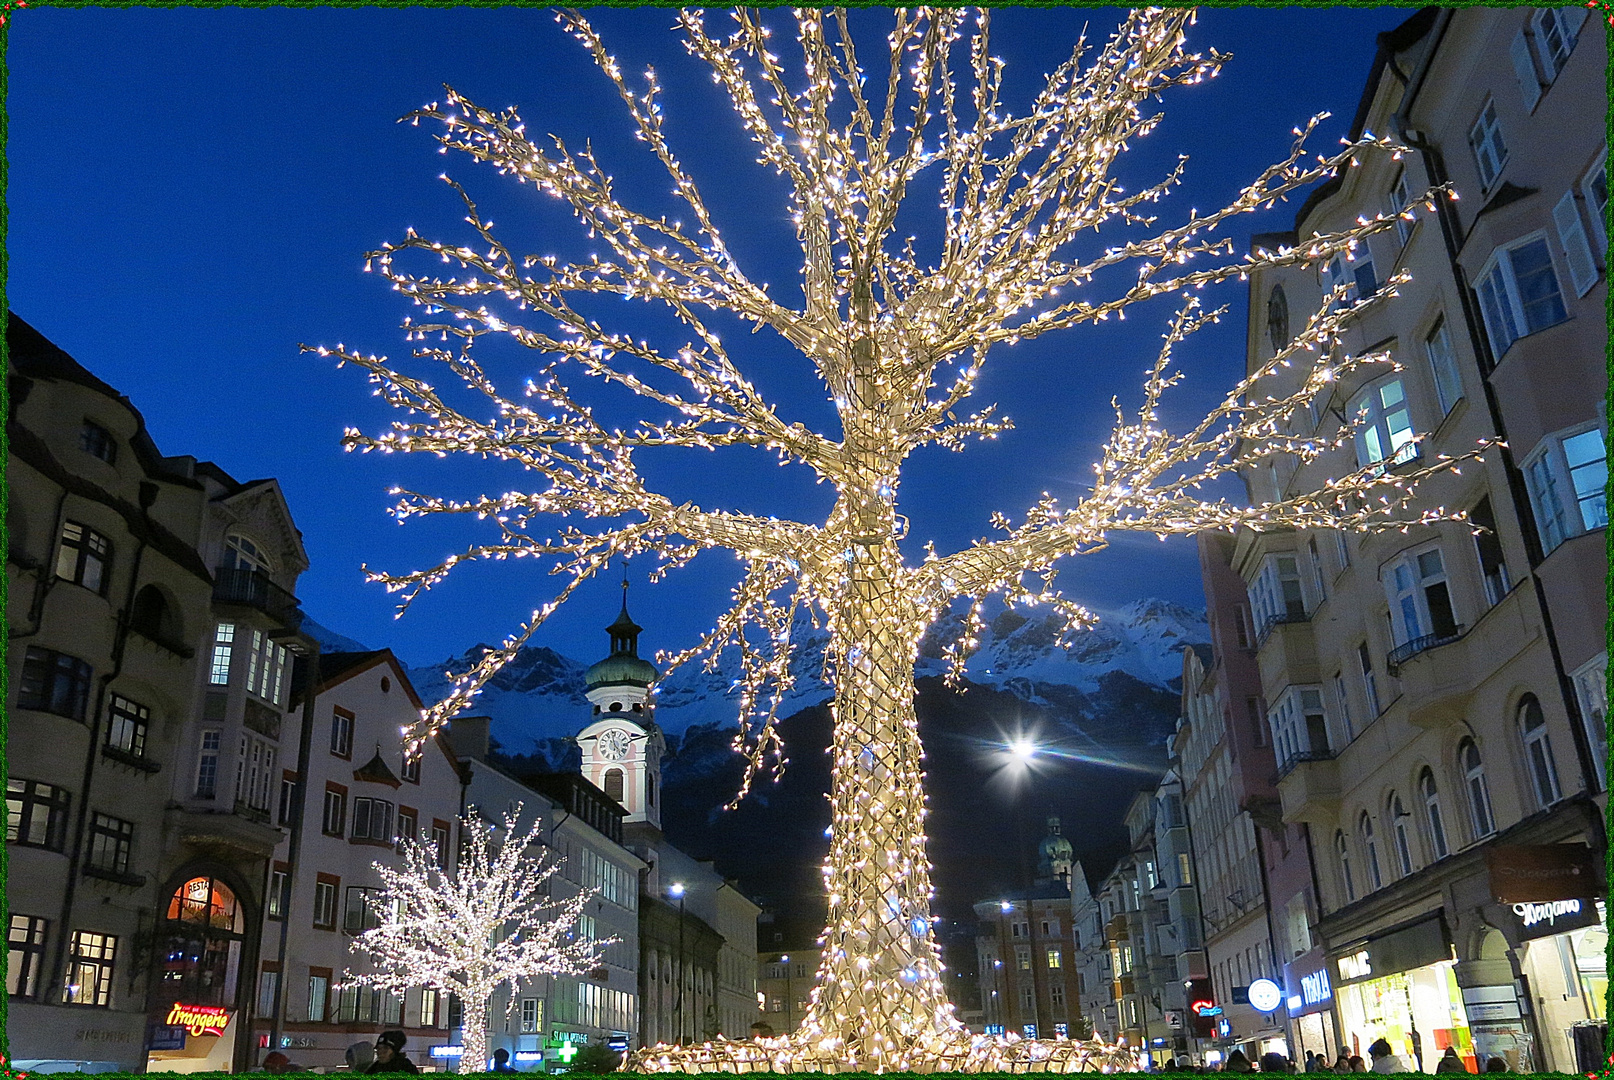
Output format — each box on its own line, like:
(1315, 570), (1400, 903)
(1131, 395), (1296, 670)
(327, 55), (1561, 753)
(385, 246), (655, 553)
(491, 1048), (518, 1073)
(367, 1031), (418, 1074)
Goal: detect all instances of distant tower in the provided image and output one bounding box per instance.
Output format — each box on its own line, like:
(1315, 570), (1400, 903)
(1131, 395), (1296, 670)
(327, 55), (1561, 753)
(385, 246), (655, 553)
(1037, 815), (1074, 888)
(577, 574), (665, 828)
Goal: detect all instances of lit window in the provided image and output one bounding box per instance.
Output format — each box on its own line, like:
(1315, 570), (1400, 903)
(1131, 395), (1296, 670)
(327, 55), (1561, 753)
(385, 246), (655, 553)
(209, 623), (235, 686)
(1423, 317), (1463, 415)
(8, 915), (49, 999)
(268, 868), (289, 919)
(86, 813), (134, 876)
(1474, 236), (1568, 358)
(55, 521), (111, 593)
(7, 779), (71, 851)
(63, 930), (117, 1007)
(1046, 948), (1062, 969)
(105, 694), (150, 758)
(1351, 377), (1417, 470)
(1518, 695), (1562, 808)
(1468, 99), (1508, 189)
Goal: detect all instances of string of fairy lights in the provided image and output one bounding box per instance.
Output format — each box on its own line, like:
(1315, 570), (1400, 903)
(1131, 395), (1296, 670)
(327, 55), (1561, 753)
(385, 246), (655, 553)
(315, 7), (1491, 1072)
(343, 807), (608, 1075)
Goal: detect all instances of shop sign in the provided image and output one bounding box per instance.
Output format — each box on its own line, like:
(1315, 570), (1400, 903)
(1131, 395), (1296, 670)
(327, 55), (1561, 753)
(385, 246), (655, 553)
(1331, 914), (1450, 986)
(430, 1046), (465, 1059)
(147, 1025), (188, 1051)
(164, 1003), (232, 1037)
(1165, 1010), (1184, 1029)
(606, 1037), (630, 1052)
(546, 1031), (589, 1047)
(1509, 897), (1600, 941)
(1460, 985), (1521, 1023)
(515, 1052), (546, 1063)
(1216, 1017), (1231, 1039)
(1486, 844), (1598, 904)
(1283, 953), (1334, 1017)
(1247, 978), (1283, 1013)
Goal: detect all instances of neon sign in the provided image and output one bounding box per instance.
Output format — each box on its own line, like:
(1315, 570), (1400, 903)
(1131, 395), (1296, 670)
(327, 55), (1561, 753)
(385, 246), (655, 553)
(1190, 999), (1222, 1017)
(1513, 899), (1582, 928)
(165, 1003), (233, 1037)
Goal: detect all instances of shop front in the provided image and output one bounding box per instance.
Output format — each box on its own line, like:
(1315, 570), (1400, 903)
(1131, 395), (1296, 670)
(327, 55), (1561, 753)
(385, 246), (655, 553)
(146, 873), (256, 1073)
(1486, 845), (1607, 1073)
(1331, 912), (1478, 1072)
(1283, 950), (1340, 1062)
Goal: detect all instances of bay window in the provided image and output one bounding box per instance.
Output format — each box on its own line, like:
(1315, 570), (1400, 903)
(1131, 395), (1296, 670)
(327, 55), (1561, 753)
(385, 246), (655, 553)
(1269, 686), (1331, 771)
(1474, 235), (1568, 358)
(1251, 552), (1307, 636)
(1522, 425), (1607, 553)
(1384, 545), (1459, 652)
(1351, 377), (1417, 469)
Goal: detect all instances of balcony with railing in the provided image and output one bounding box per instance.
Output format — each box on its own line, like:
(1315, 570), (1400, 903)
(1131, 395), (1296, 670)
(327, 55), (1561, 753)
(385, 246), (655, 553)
(1388, 623), (1484, 728)
(212, 567), (303, 630)
(1256, 612), (1319, 688)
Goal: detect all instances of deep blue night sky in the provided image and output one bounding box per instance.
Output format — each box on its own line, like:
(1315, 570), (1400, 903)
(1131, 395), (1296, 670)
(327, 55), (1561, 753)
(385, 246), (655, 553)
(8, 6), (1412, 668)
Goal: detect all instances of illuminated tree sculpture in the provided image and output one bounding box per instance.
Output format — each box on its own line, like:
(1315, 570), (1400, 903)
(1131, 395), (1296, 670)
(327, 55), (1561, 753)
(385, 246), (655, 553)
(320, 7), (1484, 1072)
(342, 807), (604, 1074)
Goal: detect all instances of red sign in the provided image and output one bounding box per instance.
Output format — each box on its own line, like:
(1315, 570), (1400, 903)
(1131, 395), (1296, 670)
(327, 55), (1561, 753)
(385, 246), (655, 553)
(166, 1003), (233, 1037)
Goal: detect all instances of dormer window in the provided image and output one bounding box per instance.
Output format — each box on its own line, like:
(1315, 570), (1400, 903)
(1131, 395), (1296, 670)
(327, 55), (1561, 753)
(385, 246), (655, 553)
(79, 420), (117, 464)
(224, 533), (271, 574)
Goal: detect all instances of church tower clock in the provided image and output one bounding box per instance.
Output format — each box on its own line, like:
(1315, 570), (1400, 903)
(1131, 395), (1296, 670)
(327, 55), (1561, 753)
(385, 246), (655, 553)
(576, 580), (664, 829)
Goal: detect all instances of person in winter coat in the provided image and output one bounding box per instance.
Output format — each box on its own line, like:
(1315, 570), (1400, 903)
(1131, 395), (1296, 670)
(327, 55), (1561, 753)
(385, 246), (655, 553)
(1435, 1048), (1470, 1073)
(346, 1042), (376, 1072)
(1347, 1057), (1367, 1072)
(367, 1031), (419, 1074)
(1332, 1054), (1353, 1073)
(1367, 1039), (1412, 1074)
(1224, 1050), (1254, 1073)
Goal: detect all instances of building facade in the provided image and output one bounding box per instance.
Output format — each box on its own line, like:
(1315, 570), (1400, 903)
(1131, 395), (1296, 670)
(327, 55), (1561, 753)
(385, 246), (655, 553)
(253, 651), (464, 1072)
(1237, 7), (1605, 1072)
(7, 314), (318, 1072)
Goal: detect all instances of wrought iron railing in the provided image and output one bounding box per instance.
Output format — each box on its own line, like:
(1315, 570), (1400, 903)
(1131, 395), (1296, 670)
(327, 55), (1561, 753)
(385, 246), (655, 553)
(212, 567), (303, 629)
(1385, 626), (1465, 674)
(1275, 748), (1338, 782)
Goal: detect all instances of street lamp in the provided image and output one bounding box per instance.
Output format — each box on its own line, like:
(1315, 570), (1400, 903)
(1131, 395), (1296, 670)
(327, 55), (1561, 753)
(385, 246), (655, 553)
(669, 883), (686, 1045)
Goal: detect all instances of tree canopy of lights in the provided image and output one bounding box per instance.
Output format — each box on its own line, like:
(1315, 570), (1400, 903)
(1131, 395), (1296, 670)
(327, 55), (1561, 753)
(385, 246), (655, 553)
(342, 807), (605, 1075)
(319, 7), (1483, 1072)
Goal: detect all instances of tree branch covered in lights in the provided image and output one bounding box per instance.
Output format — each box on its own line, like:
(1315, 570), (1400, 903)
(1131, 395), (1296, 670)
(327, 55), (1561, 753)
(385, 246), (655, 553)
(321, 7), (1483, 1070)
(342, 807), (605, 1075)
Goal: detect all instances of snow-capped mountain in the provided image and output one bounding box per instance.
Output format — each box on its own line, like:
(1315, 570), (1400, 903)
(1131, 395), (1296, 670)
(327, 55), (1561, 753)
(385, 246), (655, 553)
(400, 598), (1207, 762)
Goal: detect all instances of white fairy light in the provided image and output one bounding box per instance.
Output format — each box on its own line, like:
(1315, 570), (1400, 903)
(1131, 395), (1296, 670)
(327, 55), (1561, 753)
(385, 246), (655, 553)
(341, 806), (607, 1074)
(317, 7), (1490, 1073)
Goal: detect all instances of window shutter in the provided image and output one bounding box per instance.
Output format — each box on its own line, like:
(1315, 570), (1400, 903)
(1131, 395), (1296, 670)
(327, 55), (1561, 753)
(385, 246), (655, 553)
(1511, 32), (1542, 110)
(1553, 190), (1598, 296)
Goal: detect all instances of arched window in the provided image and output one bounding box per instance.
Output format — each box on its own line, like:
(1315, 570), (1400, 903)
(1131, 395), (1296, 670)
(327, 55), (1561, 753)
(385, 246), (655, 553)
(1267, 284), (1290, 356)
(161, 876), (247, 1006)
(1420, 768), (1448, 859)
(646, 769), (656, 807)
(1460, 739), (1496, 839)
(130, 584), (176, 643)
(1517, 695), (1562, 807)
(223, 533), (271, 573)
(1359, 812), (1383, 891)
(1388, 793), (1414, 877)
(1334, 830), (1355, 902)
(602, 768), (625, 803)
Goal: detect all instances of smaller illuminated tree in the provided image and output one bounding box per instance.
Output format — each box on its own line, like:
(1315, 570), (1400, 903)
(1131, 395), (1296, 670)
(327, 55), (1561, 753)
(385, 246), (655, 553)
(344, 806), (606, 1074)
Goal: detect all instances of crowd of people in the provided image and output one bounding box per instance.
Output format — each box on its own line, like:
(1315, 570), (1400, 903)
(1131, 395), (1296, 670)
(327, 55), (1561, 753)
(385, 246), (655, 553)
(1161, 1040), (1516, 1074)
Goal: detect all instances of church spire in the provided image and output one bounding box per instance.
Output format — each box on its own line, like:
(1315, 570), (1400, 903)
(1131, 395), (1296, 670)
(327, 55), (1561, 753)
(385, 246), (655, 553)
(606, 562), (643, 657)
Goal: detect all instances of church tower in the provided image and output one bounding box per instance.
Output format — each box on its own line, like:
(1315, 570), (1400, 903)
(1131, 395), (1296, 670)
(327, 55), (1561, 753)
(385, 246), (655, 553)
(576, 578), (664, 829)
(1036, 814), (1074, 888)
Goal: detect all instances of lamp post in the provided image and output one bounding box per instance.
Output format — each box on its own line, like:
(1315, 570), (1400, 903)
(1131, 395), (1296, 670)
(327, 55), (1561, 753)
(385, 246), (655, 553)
(669, 882), (686, 1045)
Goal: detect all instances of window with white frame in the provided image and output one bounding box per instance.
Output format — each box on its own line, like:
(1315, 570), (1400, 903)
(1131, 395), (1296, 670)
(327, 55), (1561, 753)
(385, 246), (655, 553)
(1388, 793), (1415, 877)
(1334, 529), (1351, 570)
(1533, 7), (1586, 83)
(1331, 671), (1355, 743)
(1419, 768), (1449, 860)
(1269, 686), (1330, 770)
(224, 533), (271, 573)
(235, 733), (276, 812)
(351, 798), (393, 843)
(55, 521), (112, 594)
(1517, 695), (1562, 807)
(1474, 236), (1568, 358)
(1334, 831), (1355, 902)
(1552, 188), (1600, 297)
(195, 730), (222, 799)
(1357, 642), (1381, 717)
(1522, 426), (1607, 554)
(1351, 377), (1418, 469)
(1384, 546), (1460, 648)
(1307, 537), (1327, 604)
(1387, 169), (1416, 246)
(1359, 813), (1384, 891)
(1510, 31), (1544, 111)
(1569, 652), (1607, 788)
(1251, 553), (1307, 634)
(1459, 738), (1496, 839)
(208, 623), (235, 686)
(245, 629), (289, 707)
(1582, 149), (1607, 250)
(1423, 316), (1464, 416)
(1469, 496), (1513, 607)
(1322, 248), (1379, 308)
(1468, 99), (1508, 189)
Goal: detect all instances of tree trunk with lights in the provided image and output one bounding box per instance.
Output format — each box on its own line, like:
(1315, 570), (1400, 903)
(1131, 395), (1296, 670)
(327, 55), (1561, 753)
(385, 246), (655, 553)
(325, 7), (1487, 1071)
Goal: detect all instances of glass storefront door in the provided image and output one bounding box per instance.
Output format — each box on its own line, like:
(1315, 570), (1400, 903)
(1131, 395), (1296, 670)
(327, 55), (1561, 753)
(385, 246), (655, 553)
(1336, 961), (1475, 1072)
